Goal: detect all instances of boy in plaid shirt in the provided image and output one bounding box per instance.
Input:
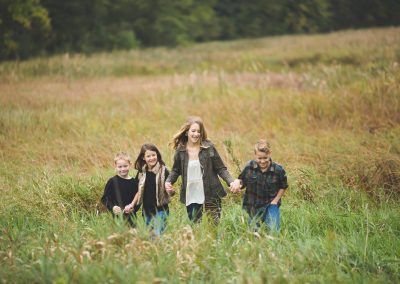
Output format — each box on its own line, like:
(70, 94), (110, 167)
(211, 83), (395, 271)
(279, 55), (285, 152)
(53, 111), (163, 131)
(234, 139), (288, 231)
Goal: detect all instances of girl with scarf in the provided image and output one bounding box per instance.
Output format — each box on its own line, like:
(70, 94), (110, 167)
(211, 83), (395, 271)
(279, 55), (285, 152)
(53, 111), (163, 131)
(125, 143), (175, 236)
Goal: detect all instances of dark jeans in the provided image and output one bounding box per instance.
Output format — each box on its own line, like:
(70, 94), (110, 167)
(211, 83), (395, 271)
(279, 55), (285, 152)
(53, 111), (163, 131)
(186, 198), (222, 225)
(186, 203), (203, 223)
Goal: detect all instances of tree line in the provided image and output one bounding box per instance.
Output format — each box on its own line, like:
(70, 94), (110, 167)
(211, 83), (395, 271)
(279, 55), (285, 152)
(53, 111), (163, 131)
(1, 0), (399, 60)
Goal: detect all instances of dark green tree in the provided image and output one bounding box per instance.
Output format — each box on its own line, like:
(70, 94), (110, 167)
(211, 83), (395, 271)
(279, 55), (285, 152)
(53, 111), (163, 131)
(329, 0), (400, 29)
(282, 0), (332, 33)
(0, 0), (51, 59)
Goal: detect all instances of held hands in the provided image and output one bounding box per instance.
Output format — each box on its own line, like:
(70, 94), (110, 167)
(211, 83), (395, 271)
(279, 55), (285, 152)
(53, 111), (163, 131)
(123, 203), (135, 213)
(230, 179), (241, 193)
(165, 182), (175, 196)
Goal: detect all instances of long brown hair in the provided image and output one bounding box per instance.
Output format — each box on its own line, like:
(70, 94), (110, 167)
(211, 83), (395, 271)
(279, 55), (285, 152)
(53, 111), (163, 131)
(134, 143), (165, 172)
(170, 116), (208, 149)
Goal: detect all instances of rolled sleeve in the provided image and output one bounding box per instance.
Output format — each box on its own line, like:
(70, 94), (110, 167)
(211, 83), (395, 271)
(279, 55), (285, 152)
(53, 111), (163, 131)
(278, 168), (289, 190)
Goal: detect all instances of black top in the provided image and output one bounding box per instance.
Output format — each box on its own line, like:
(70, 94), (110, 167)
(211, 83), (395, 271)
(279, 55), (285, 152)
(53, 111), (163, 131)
(137, 169), (169, 216)
(101, 175), (139, 214)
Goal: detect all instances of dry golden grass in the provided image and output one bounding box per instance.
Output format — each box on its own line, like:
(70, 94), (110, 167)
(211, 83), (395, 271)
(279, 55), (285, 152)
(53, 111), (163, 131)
(0, 27), (399, 283)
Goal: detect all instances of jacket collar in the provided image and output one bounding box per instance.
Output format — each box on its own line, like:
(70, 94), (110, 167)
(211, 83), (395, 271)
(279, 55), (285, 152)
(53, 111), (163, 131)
(177, 139), (212, 152)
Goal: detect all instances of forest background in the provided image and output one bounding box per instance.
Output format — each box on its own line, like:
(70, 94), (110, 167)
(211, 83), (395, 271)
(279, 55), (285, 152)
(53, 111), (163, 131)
(1, 0), (400, 60)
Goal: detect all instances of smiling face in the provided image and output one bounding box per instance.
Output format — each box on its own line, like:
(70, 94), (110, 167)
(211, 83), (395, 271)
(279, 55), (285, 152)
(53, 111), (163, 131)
(187, 122), (201, 145)
(115, 159), (131, 178)
(143, 150), (158, 169)
(255, 150), (271, 171)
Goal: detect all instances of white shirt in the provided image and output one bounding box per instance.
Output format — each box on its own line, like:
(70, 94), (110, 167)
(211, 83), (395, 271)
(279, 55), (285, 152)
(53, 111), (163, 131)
(186, 160), (205, 206)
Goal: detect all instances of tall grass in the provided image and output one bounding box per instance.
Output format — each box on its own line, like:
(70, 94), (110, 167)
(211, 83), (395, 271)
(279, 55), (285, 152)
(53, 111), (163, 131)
(0, 27), (399, 283)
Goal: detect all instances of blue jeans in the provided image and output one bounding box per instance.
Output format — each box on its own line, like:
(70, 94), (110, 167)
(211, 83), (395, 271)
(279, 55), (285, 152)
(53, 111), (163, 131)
(186, 203), (203, 223)
(186, 199), (222, 225)
(143, 209), (169, 236)
(248, 204), (280, 232)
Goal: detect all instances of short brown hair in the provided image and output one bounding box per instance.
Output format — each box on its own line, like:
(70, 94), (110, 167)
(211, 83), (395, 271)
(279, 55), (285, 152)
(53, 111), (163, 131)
(254, 139), (271, 154)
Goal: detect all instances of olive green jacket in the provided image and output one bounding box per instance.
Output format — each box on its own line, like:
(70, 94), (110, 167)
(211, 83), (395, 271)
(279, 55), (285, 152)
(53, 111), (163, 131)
(166, 140), (234, 204)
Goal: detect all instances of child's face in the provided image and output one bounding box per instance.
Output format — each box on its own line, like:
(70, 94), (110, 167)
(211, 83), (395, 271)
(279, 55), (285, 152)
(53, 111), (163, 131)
(115, 159), (131, 178)
(187, 122), (201, 145)
(143, 150), (158, 169)
(255, 150), (271, 171)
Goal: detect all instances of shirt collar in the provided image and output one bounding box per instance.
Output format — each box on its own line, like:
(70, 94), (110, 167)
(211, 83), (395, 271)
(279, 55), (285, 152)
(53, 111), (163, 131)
(252, 158), (274, 172)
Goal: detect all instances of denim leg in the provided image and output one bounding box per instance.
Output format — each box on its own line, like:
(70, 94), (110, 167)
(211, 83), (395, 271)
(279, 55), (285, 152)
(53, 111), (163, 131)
(144, 213), (153, 226)
(186, 203), (203, 223)
(153, 210), (169, 236)
(264, 204), (280, 232)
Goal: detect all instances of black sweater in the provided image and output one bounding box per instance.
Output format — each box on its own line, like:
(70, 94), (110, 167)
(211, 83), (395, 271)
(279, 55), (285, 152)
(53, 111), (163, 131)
(101, 175), (138, 214)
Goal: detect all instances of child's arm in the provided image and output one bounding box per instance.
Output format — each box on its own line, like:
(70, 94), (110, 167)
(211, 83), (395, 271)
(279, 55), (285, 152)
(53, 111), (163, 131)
(124, 192), (139, 213)
(101, 179), (115, 212)
(271, 188), (285, 205)
(271, 166), (288, 204)
(102, 178), (124, 214)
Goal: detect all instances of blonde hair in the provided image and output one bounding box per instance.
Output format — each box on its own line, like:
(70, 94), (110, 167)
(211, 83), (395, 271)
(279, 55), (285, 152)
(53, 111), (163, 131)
(254, 139), (271, 154)
(170, 116), (208, 149)
(114, 152), (132, 164)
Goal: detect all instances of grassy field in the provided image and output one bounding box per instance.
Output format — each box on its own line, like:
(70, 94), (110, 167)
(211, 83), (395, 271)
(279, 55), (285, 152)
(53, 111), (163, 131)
(1, 27), (399, 283)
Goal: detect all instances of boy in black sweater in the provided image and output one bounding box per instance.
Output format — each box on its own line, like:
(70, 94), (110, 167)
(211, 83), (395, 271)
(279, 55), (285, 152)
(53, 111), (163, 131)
(101, 152), (138, 226)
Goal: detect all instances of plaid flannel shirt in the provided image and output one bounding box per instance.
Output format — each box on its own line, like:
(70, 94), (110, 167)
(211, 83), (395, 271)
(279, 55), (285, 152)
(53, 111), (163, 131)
(239, 159), (288, 215)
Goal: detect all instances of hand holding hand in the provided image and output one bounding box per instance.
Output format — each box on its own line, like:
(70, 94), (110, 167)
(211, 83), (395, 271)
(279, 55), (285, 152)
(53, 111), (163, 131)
(165, 182), (175, 196)
(124, 203), (134, 213)
(230, 179), (241, 193)
(166, 188), (175, 196)
(165, 182), (172, 190)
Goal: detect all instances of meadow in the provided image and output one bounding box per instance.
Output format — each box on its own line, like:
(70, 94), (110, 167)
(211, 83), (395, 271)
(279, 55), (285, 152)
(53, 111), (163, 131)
(0, 27), (399, 283)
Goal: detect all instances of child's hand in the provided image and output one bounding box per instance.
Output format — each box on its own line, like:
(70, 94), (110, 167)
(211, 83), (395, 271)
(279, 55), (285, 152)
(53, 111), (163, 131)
(124, 203), (134, 213)
(230, 179), (241, 193)
(112, 206), (122, 215)
(165, 182), (175, 196)
(166, 187), (175, 196)
(165, 182), (173, 191)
